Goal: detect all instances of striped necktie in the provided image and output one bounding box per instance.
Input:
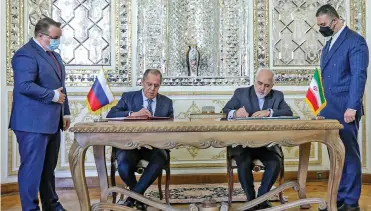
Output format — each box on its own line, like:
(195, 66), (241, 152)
(47, 51), (62, 78)
(147, 99), (153, 115)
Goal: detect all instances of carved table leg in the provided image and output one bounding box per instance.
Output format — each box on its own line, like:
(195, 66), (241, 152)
(93, 145), (109, 202)
(297, 142), (311, 209)
(68, 141), (90, 211)
(325, 131), (345, 211)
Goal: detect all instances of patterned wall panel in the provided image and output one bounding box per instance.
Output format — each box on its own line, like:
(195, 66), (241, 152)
(136, 0), (250, 86)
(52, 0), (111, 65)
(272, 0), (346, 66)
(7, 0), (132, 87)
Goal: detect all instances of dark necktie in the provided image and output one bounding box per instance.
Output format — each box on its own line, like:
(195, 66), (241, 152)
(326, 37), (333, 54)
(47, 51), (62, 78)
(147, 99), (153, 116)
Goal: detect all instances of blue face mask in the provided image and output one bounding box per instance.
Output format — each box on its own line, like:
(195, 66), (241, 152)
(47, 39), (60, 51)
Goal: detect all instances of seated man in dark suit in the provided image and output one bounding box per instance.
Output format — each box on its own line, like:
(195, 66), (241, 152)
(223, 68), (293, 210)
(107, 69), (173, 209)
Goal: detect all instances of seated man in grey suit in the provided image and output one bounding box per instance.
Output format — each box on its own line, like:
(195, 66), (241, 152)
(223, 68), (292, 210)
(107, 69), (173, 210)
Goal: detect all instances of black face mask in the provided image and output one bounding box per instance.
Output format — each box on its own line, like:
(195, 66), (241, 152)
(319, 19), (336, 37)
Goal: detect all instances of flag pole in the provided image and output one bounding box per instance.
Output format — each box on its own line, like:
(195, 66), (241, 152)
(92, 66), (109, 122)
(94, 112), (107, 122)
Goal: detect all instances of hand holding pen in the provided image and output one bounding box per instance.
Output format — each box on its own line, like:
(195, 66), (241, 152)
(130, 106), (152, 117)
(235, 106), (249, 118)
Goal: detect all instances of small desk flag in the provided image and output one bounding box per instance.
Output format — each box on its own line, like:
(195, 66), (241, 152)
(87, 68), (114, 113)
(305, 68), (327, 116)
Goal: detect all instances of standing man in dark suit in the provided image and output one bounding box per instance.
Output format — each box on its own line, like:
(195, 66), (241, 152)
(107, 69), (173, 209)
(223, 68), (293, 210)
(316, 5), (369, 211)
(9, 17), (70, 211)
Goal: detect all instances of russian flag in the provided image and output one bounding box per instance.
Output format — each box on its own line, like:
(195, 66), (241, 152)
(87, 69), (114, 112)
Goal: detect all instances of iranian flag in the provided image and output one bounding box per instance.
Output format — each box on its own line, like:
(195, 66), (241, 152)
(305, 68), (327, 116)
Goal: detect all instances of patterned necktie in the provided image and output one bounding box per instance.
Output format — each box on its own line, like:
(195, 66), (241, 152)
(147, 99), (153, 115)
(47, 51), (62, 78)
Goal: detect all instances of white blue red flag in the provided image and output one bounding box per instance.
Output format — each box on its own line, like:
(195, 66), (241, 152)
(87, 68), (114, 112)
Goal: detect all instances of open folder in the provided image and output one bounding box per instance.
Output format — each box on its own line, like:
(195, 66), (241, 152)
(234, 116), (300, 120)
(105, 116), (171, 121)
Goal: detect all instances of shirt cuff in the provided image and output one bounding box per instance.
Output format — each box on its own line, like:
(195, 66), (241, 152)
(348, 109), (357, 112)
(269, 109), (274, 117)
(228, 110), (236, 119)
(52, 90), (60, 102)
(63, 115), (70, 119)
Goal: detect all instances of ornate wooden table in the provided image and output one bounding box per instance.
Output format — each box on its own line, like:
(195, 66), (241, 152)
(69, 119), (344, 211)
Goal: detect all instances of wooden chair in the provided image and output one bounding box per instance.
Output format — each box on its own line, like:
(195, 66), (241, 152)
(226, 146), (285, 205)
(110, 147), (171, 204)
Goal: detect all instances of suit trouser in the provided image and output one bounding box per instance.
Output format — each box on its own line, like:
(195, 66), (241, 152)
(230, 146), (281, 202)
(115, 148), (168, 195)
(14, 130), (64, 211)
(336, 116), (362, 206)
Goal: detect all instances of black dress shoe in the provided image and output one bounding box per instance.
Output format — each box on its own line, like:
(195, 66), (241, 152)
(258, 201), (273, 209)
(338, 204), (360, 211)
(135, 201), (148, 211)
(118, 198), (135, 208)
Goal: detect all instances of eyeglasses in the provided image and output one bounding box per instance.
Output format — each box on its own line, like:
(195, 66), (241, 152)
(40, 32), (60, 40)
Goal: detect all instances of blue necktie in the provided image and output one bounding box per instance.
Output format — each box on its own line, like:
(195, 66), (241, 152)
(147, 99), (153, 115)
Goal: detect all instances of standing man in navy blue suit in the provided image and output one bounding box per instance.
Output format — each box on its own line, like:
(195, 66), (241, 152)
(316, 5), (369, 211)
(9, 18), (70, 211)
(107, 69), (173, 210)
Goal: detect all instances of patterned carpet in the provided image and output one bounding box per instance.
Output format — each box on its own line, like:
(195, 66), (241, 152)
(144, 183), (288, 204)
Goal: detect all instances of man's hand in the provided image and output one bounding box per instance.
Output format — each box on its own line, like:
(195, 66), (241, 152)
(63, 117), (71, 130)
(131, 108), (152, 117)
(56, 87), (66, 104)
(344, 109), (356, 123)
(235, 106), (249, 118)
(252, 110), (270, 117)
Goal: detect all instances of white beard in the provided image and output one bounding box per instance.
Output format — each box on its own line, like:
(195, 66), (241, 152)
(255, 89), (267, 99)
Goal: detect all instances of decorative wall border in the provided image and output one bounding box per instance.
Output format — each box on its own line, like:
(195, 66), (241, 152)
(349, 0), (367, 167)
(253, 0), (269, 70)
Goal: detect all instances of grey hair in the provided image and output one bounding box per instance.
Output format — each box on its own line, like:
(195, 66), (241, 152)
(256, 67), (275, 79)
(143, 69), (163, 83)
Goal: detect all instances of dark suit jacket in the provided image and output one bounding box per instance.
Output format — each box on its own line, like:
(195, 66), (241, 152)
(319, 26), (369, 120)
(9, 39), (70, 134)
(223, 85), (293, 157)
(107, 90), (174, 118)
